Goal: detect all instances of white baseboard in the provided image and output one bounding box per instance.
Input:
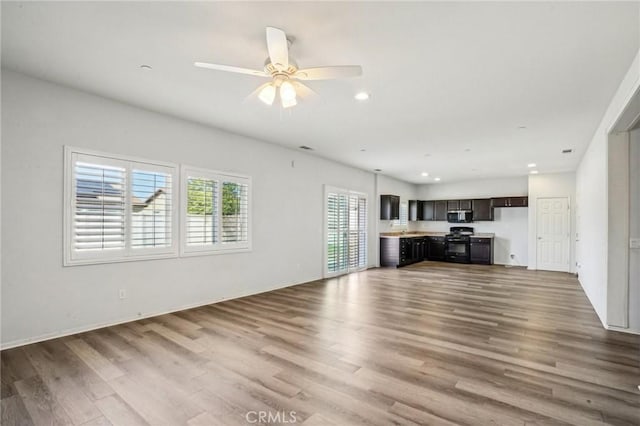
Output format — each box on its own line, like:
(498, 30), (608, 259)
(0, 279), (312, 351)
(606, 325), (640, 335)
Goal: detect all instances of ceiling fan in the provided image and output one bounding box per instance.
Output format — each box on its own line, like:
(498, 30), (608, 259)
(194, 27), (363, 109)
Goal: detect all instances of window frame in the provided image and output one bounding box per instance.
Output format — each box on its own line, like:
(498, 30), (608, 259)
(180, 165), (252, 257)
(64, 146), (179, 266)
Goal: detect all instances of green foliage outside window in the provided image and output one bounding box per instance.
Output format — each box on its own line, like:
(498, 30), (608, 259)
(187, 179), (242, 216)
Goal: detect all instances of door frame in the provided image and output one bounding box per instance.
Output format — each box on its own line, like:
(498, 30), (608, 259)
(535, 196), (571, 272)
(323, 185), (368, 278)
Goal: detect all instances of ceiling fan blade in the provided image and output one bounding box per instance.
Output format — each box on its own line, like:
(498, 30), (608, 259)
(194, 62), (268, 77)
(295, 65), (362, 81)
(266, 27), (289, 71)
(292, 81), (317, 98)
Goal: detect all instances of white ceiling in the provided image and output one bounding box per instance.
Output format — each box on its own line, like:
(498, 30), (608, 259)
(2, 1), (638, 183)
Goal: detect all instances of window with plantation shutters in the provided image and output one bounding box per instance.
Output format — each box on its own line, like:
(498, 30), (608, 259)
(65, 148), (178, 265)
(181, 166), (251, 255)
(74, 161), (126, 252)
(325, 186), (367, 277)
(221, 181), (249, 243)
(131, 169), (173, 249)
(185, 177), (218, 247)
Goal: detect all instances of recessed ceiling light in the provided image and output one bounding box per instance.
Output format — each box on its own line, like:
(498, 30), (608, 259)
(360, 149), (366, 152)
(140, 64), (153, 70)
(527, 163), (537, 168)
(530, 170), (539, 174)
(421, 172), (429, 177)
(434, 177), (441, 182)
(464, 148), (471, 152)
(354, 92), (370, 101)
(562, 149), (573, 154)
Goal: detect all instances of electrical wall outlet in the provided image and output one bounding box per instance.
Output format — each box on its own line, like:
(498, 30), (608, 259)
(630, 238), (640, 249)
(118, 289), (127, 300)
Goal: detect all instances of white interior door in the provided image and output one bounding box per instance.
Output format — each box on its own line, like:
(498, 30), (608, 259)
(536, 197), (570, 272)
(325, 187), (367, 277)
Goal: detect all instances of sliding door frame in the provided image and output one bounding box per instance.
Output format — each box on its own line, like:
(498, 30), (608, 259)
(323, 185), (368, 278)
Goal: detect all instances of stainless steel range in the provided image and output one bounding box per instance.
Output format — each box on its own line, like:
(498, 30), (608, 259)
(445, 226), (474, 263)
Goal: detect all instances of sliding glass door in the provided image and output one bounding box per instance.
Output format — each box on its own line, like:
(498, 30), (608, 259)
(325, 186), (368, 277)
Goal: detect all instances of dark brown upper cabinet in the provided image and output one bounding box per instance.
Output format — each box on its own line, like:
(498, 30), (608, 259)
(492, 196), (528, 208)
(420, 200), (435, 221)
(447, 200), (459, 211)
(509, 196), (529, 207)
(380, 195), (400, 220)
(410, 200), (437, 221)
(472, 199), (493, 221)
(434, 200), (447, 221)
(459, 200), (472, 210)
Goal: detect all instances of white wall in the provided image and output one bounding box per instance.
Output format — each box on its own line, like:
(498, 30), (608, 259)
(416, 177), (528, 201)
(1, 70), (379, 348)
(576, 49), (640, 328)
(527, 172), (576, 273)
(629, 128), (640, 330)
(415, 177), (529, 266)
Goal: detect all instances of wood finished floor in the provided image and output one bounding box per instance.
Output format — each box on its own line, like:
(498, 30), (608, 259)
(2, 262), (639, 425)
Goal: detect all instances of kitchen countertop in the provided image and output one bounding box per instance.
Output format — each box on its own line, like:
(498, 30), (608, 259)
(379, 232), (494, 239)
(380, 232), (446, 238)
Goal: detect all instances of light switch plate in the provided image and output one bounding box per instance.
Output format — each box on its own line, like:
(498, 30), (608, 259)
(630, 238), (640, 249)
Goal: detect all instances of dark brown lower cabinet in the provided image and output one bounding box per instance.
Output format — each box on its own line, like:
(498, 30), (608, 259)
(427, 236), (446, 261)
(470, 237), (494, 264)
(380, 237), (427, 267)
(383, 236), (493, 266)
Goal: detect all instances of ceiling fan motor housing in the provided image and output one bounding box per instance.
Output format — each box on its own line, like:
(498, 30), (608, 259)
(264, 58), (298, 76)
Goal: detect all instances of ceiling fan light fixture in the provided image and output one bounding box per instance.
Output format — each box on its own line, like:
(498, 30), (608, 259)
(281, 96), (297, 109)
(258, 83), (276, 105)
(279, 80), (297, 102)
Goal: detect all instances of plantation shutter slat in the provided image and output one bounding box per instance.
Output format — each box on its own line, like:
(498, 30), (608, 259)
(74, 161), (126, 251)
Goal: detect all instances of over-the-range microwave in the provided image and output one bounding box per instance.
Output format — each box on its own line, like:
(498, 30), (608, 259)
(447, 210), (473, 223)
